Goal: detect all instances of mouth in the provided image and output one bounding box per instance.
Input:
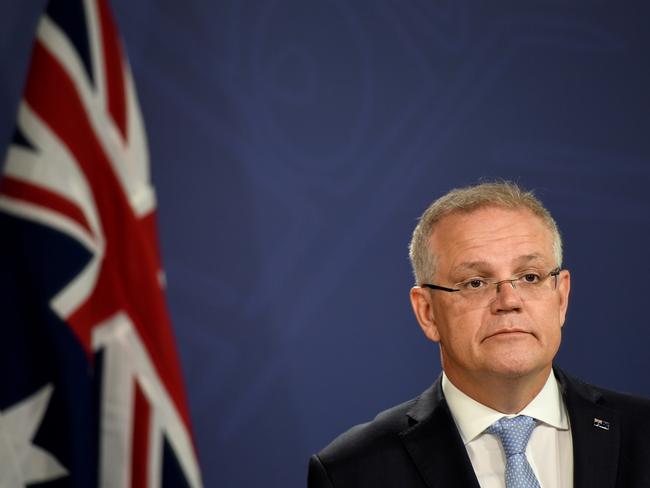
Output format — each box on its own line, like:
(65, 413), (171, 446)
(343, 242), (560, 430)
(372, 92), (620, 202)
(483, 328), (533, 341)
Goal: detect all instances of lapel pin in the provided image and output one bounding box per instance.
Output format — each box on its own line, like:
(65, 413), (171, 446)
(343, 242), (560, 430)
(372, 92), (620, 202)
(593, 418), (610, 431)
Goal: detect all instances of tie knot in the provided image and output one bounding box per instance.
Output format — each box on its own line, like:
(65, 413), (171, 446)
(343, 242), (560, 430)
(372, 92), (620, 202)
(488, 415), (537, 457)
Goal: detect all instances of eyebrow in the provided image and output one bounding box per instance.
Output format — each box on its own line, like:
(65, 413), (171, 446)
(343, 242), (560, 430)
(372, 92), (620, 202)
(451, 261), (491, 274)
(514, 254), (546, 266)
(451, 254), (547, 275)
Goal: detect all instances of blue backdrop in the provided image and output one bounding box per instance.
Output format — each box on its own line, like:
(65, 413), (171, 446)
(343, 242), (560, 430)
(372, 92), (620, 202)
(1, 1), (649, 486)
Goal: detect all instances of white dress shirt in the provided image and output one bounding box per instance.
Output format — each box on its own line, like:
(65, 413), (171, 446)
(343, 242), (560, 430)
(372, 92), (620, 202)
(442, 371), (573, 488)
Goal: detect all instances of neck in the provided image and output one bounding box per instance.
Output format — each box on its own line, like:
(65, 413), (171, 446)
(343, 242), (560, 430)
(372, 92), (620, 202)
(444, 366), (552, 414)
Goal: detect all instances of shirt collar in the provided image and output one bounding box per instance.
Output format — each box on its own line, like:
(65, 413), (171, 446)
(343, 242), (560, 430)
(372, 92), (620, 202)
(442, 370), (569, 445)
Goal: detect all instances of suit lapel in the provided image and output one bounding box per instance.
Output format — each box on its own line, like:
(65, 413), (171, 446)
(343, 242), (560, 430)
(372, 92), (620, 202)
(555, 368), (620, 488)
(400, 369), (622, 487)
(399, 379), (480, 488)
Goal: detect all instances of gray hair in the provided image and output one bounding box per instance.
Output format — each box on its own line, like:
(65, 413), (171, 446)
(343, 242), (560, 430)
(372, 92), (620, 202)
(408, 181), (563, 284)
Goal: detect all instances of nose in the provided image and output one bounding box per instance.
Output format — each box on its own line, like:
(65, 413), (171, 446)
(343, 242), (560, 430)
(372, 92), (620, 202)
(491, 280), (522, 313)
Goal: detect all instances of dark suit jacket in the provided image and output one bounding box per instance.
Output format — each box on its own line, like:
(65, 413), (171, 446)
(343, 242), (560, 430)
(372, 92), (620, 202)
(308, 367), (650, 487)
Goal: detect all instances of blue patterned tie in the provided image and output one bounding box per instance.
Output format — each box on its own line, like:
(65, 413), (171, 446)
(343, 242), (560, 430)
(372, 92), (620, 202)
(488, 415), (541, 488)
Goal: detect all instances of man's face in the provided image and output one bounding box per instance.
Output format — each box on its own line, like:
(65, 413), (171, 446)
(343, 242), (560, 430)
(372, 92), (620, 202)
(411, 206), (570, 390)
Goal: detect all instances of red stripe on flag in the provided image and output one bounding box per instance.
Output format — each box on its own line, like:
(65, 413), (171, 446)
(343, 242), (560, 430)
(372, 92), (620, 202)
(25, 39), (116, 347)
(131, 381), (151, 488)
(25, 38), (192, 431)
(0, 176), (94, 236)
(97, 0), (127, 140)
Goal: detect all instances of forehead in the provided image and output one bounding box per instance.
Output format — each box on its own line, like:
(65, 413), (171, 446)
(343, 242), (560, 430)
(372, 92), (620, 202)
(429, 206), (554, 272)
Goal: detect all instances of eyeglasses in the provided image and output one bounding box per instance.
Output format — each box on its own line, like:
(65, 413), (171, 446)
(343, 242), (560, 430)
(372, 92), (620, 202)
(421, 268), (561, 304)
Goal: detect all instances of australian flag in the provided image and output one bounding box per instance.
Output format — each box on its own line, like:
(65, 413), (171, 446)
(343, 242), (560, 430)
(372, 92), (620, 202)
(0, 0), (202, 486)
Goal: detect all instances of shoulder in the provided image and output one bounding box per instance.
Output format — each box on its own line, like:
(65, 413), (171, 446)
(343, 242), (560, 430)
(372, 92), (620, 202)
(311, 381), (444, 486)
(556, 366), (650, 446)
(317, 395), (419, 464)
(309, 399), (419, 488)
(556, 367), (650, 413)
(593, 384), (650, 411)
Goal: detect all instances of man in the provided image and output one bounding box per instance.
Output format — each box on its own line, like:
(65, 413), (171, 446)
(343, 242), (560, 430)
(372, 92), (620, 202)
(308, 182), (650, 487)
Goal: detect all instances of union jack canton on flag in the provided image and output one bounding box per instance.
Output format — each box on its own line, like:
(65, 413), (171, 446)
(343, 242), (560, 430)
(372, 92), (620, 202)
(0, 0), (202, 486)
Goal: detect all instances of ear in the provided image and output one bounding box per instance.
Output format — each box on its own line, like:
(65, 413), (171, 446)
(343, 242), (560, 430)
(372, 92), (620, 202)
(410, 286), (441, 343)
(557, 269), (571, 327)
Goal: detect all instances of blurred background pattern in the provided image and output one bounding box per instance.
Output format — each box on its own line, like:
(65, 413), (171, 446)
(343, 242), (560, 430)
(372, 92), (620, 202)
(1, 1), (649, 486)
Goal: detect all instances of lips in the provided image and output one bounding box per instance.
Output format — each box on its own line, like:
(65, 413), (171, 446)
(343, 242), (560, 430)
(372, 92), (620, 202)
(483, 328), (532, 341)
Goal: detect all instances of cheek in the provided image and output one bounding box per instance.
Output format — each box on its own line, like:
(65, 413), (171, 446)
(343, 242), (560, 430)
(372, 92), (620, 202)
(551, 321), (563, 345)
(537, 299), (564, 327)
(534, 311), (564, 349)
(437, 308), (484, 345)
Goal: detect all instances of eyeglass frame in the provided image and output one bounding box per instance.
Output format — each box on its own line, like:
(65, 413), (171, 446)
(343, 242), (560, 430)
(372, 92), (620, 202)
(420, 267), (562, 295)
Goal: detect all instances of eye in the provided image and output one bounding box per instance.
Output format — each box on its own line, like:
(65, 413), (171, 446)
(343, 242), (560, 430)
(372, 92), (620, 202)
(521, 273), (541, 284)
(460, 278), (487, 290)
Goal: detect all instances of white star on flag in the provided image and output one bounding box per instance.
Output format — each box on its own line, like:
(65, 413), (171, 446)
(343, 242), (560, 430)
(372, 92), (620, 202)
(0, 383), (68, 487)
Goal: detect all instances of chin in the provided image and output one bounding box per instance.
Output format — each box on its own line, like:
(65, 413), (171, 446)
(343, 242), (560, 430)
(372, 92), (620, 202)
(487, 355), (547, 379)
